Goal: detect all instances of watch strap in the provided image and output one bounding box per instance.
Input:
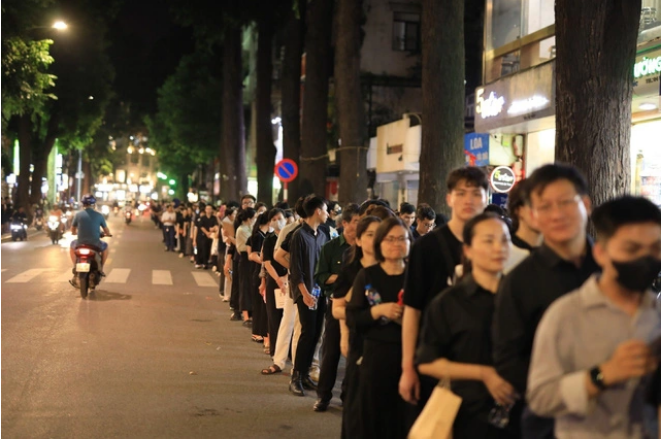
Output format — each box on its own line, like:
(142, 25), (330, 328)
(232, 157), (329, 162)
(590, 366), (607, 390)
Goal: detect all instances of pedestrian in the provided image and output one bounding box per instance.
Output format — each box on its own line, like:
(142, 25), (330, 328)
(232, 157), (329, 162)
(241, 194), (257, 210)
(312, 203), (360, 412)
(400, 166), (489, 419)
(161, 204), (177, 252)
(289, 196), (329, 396)
(194, 204), (219, 269)
(261, 208), (287, 365)
(248, 212), (270, 345)
(346, 217), (411, 439)
(411, 204), (436, 240)
(492, 164), (600, 438)
(417, 212), (517, 438)
(527, 196), (660, 439)
(184, 207), (194, 259)
(332, 215), (382, 438)
(220, 203), (239, 302)
(507, 179), (542, 251)
(255, 202), (268, 216)
(236, 208), (257, 324)
(398, 202), (416, 232)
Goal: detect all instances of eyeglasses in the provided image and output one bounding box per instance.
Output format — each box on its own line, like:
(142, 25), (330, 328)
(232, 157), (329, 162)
(533, 195), (581, 216)
(383, 236), (409, 244)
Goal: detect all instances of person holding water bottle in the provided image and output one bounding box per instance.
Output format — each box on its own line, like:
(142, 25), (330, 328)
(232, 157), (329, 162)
(346, 217), (412, 438)
(289, 196), (329, 397)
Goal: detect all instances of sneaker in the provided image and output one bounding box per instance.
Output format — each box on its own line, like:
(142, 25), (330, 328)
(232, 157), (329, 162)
(195, 264), (204, 269)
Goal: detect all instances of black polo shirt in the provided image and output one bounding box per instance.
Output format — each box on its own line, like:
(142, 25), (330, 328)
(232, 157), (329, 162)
(289, 222), (328, 302)
(492, 240), (600, 394)
(416, 275), (498, 420)
(403, 225), (463, 312)
(196, 215), (218, 240)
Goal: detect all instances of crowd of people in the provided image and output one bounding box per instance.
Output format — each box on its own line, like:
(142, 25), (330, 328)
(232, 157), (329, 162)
(152, 163), (660, 439)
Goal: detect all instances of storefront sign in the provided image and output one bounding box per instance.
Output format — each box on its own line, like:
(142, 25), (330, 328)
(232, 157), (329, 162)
(376, 118), (420, 173)
(634, 56), (661, 79)
(464, 133), (490, 167)
(475, 61), (555, 133)
(490, 166), (516, 193)
(633, 48), (661, 98)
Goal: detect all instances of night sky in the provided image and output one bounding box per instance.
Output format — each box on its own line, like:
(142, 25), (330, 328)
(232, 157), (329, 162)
(107, 0), (195, 122)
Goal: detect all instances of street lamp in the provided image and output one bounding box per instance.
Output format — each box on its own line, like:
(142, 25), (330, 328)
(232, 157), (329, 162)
(52, 21), (68, 30)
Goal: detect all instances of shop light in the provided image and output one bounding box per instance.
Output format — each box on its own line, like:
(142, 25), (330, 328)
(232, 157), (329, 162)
(639, 102), (658, 111)
(507, 95), (550, 116)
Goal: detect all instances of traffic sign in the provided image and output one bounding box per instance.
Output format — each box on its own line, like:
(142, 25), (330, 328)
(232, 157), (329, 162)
(274, 159), (298, 183)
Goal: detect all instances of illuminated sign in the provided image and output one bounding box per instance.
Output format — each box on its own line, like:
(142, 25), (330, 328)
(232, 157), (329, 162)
(634, 56), (662, 79)
(507, 95), (550, 115)
(490, 166), (516, 193)
(476, 89), (506, 119)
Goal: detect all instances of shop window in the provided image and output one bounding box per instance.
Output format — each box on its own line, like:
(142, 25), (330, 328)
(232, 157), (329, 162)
(639, 0), (661, 44)
(392, 12), (420, 52)
(490, 0), (522, 50)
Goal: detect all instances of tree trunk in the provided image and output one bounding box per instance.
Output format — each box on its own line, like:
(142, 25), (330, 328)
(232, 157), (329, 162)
(281, 8), (305, 203)
(221, 26), (248, 202)
(335, 0), (367, 205)
(418, 0), (465, 216)
(299, 0), (334, 198)
(82, 159), (92, 196)
(256, 19), (277, 205)
(16, 115), (32, 209)
(555, 0), (639, 207)
(30, 113), (59, 205)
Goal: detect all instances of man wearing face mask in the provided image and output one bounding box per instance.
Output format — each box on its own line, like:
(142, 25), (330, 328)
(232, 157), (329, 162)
(527, 196), (661, 439)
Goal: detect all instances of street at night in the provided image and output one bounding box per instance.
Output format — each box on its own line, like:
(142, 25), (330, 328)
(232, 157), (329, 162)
(1, 214), (342, 438)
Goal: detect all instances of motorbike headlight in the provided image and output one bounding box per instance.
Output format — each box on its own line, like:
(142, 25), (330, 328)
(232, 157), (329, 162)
(101, 205), (110, 213)
(49, 216), (58, 222)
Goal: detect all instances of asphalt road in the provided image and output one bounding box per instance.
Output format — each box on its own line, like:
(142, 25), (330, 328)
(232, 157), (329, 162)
(2, 213), (343, 439)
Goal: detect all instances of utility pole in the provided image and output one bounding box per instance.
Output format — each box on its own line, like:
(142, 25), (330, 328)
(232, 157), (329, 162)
(76, 149), (83, 202)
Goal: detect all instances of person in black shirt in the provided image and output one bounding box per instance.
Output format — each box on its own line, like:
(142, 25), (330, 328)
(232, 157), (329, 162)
(332, 215), (382, 439)
(411, 204), (436, 241)
(248, 212), (269, 344)
(194, 205), (219, 269)
(507, 179), (542, 251)
(400, 167), (489, 413)
(492, 164), (600, 438)
(289, 197), (329, 396)
(261, 208), (287, 364)
(417, 213), (517, 438)
(398, 202), (416, 232)
(347, 217), (411, 439)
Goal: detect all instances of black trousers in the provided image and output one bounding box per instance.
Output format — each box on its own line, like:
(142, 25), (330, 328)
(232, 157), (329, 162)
(230, 256), (240, 311)
(294, 295), (326, 374)
(341, 347), (362, 439)
(265, 276), (283, 357)
(238, 252), (253, 313)
(251, 272), (268, 337)
(317, 298), (342, 402)
(195, 237), (212, 266)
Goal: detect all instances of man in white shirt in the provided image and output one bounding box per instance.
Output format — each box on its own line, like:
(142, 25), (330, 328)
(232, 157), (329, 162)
(161, 204), (177, 252)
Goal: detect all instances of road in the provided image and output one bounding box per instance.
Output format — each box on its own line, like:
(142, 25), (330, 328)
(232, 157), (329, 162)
(1, 213), (343, 439)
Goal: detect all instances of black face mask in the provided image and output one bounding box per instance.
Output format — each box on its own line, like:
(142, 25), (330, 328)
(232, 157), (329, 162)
(612, 256), (661, 293)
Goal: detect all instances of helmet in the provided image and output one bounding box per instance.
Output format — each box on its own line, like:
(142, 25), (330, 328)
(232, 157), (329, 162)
(82, 194), (97, 206)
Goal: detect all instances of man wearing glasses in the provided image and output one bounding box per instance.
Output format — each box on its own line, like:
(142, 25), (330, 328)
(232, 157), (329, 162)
(241, 194), (256, 209)
(492, 164), (600, 439)
(411, 204), (436, 241)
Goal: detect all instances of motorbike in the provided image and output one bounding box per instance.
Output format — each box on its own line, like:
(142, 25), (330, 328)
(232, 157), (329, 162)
(101, 204), (110, 219)
(113, 206), (119, 216)
(34, 216), (44, 231)
(10, 220), (28, 241)
(125, 210), (132, 224)
(47, 215), (63, 244)
(72, 234), (111, 299)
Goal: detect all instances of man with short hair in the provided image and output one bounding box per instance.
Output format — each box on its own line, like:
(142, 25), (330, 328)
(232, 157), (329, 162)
(161, 204), (177, 252)
(507, 179), (542, 251)
(399, 203), (416, 230)
(400, 167), (489, 416)
(312, 204), (360, 411)
(492, 164), (601, 438)
(412, 204), (436, 240)
(289, 196), (329, 396)
(241, 194), (256, 210)
(194, 204), (218, 269)
(528, 196), (660, 439)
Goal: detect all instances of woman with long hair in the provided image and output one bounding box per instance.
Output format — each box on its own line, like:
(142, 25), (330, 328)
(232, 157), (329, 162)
(235, 208), (257, 325)
(247, 211), (270, 345)
(346, 217), (412, 438)
(332, 215), (382, 438)
(417, 212), (517, 438)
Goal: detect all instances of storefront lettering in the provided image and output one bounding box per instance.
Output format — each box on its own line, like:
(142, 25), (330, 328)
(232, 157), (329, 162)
(490, 166), (516, 193)
(386, 143), (403, 154)
(476, 88), (505, 119)
(634, 56), (662, 79)
(507, 95), (550, 116)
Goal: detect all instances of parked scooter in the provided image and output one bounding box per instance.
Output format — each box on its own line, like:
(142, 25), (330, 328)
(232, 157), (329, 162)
(72, 234), (111, 299)
(10, 220), (28, 241)
(47, 215), (63, 244)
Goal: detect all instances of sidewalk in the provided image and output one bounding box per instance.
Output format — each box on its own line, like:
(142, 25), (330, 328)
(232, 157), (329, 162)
(1, 226), (44, 243)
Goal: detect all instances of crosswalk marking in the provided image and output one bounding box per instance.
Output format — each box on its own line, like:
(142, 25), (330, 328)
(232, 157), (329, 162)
(152, 270), (173, 285)
(192, 272), (217, 287)
(104, 268), (131, 284)
(6, 269), (51, 283)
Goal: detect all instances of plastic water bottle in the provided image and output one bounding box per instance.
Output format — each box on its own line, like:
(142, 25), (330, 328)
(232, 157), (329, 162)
(310, 284), (321, 310)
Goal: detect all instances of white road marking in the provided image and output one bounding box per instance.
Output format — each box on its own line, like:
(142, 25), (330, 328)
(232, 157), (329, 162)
(6, 269), (51, 283)
(192, 272), (217, 287)
(104, 268), (130, 284)
(152, 270), (173, 285)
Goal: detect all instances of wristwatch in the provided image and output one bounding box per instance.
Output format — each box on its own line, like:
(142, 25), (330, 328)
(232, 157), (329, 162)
(589, 366), (607, 390)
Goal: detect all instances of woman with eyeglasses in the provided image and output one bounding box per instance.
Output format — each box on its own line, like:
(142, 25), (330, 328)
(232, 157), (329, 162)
(332, 215), (381, 438)
(416, 212), (518, 438)
(346, 217), (411, 439)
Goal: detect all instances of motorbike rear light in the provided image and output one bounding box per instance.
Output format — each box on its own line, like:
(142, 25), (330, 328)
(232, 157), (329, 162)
(77, 248), (91, 255)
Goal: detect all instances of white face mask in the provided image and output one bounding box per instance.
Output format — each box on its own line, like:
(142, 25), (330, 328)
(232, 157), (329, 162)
(272, 219), (286, 231)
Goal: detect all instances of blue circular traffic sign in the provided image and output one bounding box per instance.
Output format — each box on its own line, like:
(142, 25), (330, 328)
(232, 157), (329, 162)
(275, 159), (298, 183)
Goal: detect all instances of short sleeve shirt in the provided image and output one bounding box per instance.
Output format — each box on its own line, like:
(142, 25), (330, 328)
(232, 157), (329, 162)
(73, 208), (108, 247)
(263, 233), (287, 277)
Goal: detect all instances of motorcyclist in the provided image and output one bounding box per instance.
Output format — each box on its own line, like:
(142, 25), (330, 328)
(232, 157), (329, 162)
(12, 207), (28, 224)
(69, 195), (111, 286)
(49, 205), (65, 233)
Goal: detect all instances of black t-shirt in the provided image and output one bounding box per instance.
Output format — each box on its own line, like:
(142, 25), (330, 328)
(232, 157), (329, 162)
(347, 264), (405, 345)
(263, 233), (287, 277)
(403, 224), (463, 311)
(196, 215), (218, 240)
(248, 230), (267, 277)
(333, 257), (362, 299)
(417, 275), (498, 419)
